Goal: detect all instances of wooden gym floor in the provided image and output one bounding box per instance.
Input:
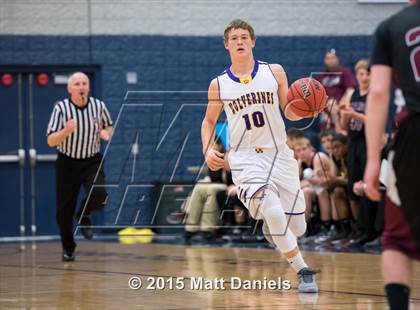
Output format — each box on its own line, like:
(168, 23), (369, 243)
(0, 242), (419, 309)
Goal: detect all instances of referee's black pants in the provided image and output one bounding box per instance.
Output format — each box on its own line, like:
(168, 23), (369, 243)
(56, 153), (107, 252)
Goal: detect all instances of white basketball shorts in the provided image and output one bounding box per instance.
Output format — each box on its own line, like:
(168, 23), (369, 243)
(227, 145), (305, 220)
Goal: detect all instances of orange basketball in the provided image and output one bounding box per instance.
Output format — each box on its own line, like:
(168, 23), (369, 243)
(286, 77), (327, 118)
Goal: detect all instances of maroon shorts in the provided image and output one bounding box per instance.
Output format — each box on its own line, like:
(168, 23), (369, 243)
(382, 197), (420, 260)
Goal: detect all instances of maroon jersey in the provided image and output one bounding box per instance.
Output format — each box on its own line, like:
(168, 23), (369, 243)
(348, 88), (367, 140)
(316, 66), (356, 102)
(371, 4), (420, 113)
(371, 3), (420, 250)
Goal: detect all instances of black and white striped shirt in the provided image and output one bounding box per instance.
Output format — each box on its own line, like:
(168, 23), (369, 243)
(47, 97), (113, 159)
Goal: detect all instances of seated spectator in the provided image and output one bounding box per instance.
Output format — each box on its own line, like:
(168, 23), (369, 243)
(328, 133), (352, 241)
(294, 137), (335, 238)
(286, 128), (306, 158)
(319, 129), (335, 157)
(181, 140), (228, 244)
(216, 170), (251, 238)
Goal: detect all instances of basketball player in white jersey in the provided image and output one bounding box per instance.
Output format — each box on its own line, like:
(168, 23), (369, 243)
(201, 19), (318, 293)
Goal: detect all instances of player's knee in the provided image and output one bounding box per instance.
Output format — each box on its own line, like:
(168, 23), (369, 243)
(253, 188), (288, 233)
(295, 190), (306, 212)
(296, 222), (306, 237)
(290, 216), (306, 237)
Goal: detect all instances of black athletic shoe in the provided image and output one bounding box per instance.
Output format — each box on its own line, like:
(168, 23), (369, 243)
(62, 250), (75, 262)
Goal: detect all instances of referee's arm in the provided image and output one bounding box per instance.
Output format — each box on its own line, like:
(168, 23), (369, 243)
(99, 101), (113, 141)
(47, 119), (76, 147)
(99, 126), (113, 141)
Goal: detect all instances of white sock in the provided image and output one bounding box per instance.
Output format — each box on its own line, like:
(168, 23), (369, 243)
(286, 251), (308, 273)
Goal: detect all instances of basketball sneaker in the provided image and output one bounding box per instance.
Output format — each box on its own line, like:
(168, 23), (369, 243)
(297, 267), (319, 293)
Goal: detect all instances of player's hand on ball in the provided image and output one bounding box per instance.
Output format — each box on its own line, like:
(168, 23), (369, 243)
(65, 119), (76, 134)
(205, 148), (225, 171)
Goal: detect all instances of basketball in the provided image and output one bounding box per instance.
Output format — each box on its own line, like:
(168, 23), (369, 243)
(286, 77), (327, 118)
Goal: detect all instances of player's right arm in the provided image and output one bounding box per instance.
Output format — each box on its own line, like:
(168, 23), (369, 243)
(201, 78), (225, 171)
(269, 64), (303, 121)
(364, 19), (392, 202)
(47, 119), (76, 147)
(364, 65), (391, 201)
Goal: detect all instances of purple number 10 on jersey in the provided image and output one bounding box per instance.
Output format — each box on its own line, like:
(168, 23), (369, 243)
(242, 111), (265, 130)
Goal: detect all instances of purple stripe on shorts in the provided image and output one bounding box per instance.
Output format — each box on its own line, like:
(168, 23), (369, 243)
(284, 211), (305, 216)
(248, 184), (269, 201)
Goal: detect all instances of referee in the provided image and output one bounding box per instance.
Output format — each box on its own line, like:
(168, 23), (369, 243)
(47, 72), (113, 262)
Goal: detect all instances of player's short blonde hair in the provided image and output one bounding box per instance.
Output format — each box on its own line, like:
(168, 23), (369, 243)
(294, 137), (311, 147)
(354, 59), (370, 73)
(224, 19), (255, 43)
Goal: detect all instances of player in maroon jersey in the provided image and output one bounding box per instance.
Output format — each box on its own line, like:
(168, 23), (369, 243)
(364, 1), (420, 309)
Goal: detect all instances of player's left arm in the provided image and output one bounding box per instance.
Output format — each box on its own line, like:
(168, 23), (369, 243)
(269, 64), (302, 121)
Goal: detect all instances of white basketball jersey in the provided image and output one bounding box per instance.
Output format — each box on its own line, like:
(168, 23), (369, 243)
(217, 61), (287, 150)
